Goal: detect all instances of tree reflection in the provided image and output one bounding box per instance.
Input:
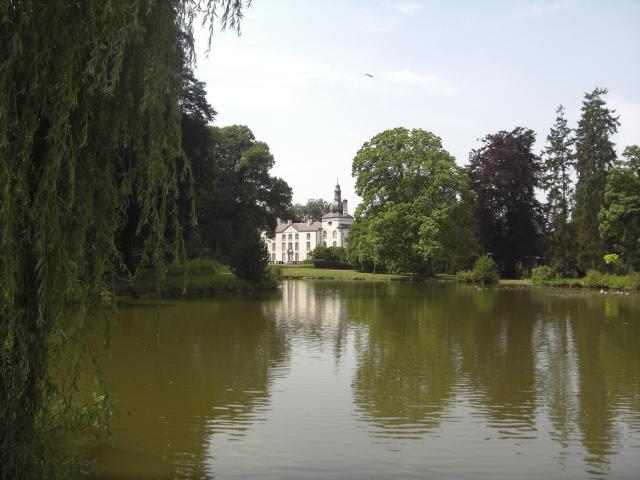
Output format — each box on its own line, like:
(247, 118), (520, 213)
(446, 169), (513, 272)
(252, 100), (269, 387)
(348, 282), (463, 437)
(347, 281), (640, 474)
(91, 298), (289, 479)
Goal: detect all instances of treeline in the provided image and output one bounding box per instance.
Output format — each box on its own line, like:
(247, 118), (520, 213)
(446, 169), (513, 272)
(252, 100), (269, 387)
(348, 88), (639, 278)
(117, 38), (292, 284)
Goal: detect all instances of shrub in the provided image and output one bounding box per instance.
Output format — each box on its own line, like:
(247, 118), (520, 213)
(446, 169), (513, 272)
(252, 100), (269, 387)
(472, 255), (499, 284)
(456, 270), (475, 283)
(584, 270), (606, 288)
(259, 265), (283, 289)
(230, 229), (270, 283)
(531, 265), (554, 284)
(311, 246), (347, 262)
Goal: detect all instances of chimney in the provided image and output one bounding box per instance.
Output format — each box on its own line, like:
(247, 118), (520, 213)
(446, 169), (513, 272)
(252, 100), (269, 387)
(342, 199), (348, 215)
(287, 219), (292, 225)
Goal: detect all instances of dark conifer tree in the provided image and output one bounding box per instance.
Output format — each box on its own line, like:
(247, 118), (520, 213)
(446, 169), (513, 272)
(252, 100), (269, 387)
(468, 127), (542, 278)
(573, 88), (620, 271)
(541, 105), (576, 275)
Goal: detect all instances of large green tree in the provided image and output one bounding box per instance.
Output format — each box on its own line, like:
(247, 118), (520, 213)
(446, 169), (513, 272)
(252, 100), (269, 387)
(349, 128), (476, 275)
(468, 127), (542, 278)
(0, 2), (247, 477)
(199, 125), (292, 275)
(541, 105), (576, 275)
(573, 87), (620, 271)
(599, 146), (640, 271)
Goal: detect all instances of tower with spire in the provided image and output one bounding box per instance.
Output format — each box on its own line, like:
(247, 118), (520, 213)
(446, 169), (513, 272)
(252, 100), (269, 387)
(321, 180), (353, 248)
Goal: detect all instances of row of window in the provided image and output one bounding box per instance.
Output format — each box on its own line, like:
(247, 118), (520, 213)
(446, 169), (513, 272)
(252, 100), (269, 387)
(276, 233), (311, 241)
(274, 242), (312, 251)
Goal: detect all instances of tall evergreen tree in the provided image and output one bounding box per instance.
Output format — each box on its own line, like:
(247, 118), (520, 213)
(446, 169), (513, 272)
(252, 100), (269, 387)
(573, 87), (620, 271)
(468, 127), (542, 278)
(541, 105), (575, 275)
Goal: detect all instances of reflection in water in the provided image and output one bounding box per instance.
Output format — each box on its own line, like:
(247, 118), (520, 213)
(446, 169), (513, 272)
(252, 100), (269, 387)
(90, 297), (289, 479)
(91, 281), (640, 479)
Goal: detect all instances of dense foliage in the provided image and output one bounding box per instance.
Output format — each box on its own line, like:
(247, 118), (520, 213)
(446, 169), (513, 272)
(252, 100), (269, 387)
(0, 1), (247, 478)
(599, 146), (640, 271)
(468, 127), (542, 278)
(289, 199), (331, 222)
(310, 246), (348, 263)
(185, 124), (292, 270)
(349, 128), (477, 275)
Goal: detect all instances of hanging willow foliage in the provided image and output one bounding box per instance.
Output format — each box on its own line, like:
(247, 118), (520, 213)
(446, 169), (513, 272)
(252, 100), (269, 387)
(0, 1), (246, 477)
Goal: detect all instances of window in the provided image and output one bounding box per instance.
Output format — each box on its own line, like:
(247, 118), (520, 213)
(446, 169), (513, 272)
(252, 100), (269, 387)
(271, 253), (276, 261)
(272, 243), (276, 251)
(281, 243), (285, 252)
(306, 242), (310, 251)
(288, 233), (292, 240)
(295, 242), (299, 251)
(288, 242), (293, 251)
(328, 221), (332, 226)
(323, 231), (327, 239)
(323, 241), (327, 247)
(332, 230), (337, 239)
(295, 233), (299, 240)
(332, 241), (337, 247)
(306, 233), (310, 240)
(295, 253), (299, 261)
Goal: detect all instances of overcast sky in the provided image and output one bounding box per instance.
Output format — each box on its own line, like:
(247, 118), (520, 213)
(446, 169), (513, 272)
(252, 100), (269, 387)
(194, 0), (640, 208)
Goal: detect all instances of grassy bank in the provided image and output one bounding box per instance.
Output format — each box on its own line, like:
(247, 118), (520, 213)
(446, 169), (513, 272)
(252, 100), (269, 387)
(115, 261), (259, 298)
(533, 271), (640, 291)
(276, 265), (410, 281)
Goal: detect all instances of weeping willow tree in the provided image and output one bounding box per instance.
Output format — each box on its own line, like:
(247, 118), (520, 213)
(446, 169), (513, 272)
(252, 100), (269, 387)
(0, 1), (247, 477)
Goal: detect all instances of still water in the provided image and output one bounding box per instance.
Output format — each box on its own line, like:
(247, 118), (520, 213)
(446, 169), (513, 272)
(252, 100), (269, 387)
(90, 281), (640, 479)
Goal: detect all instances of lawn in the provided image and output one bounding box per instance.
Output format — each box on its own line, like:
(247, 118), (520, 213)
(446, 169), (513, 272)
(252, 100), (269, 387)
(275, 265), (410, 280)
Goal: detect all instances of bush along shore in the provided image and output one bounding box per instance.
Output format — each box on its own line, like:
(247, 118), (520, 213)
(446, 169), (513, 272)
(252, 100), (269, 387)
(531, 266), (640, 291)
(115, 259), (282, 299)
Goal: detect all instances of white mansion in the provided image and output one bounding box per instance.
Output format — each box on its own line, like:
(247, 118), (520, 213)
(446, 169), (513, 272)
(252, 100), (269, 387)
(264, 182), (354, 263)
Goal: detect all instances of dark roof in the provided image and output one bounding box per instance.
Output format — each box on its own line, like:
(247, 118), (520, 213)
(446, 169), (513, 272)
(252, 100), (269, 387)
(275, 221), (322, 233)
(322, 212), (354, 220)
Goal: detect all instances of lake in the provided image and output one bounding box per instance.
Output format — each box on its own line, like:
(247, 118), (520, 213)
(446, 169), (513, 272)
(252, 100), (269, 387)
(89, 280), (640, 479)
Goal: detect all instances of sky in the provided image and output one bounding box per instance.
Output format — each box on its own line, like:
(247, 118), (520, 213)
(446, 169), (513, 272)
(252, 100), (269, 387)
(194, 0), (640, 208)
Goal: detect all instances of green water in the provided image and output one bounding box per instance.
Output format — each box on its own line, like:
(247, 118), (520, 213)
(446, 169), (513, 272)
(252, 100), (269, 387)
(89, 281), (640, 479)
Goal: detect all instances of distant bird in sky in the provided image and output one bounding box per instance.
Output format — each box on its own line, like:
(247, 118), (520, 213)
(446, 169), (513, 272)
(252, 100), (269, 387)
(364, 73), (373, 78)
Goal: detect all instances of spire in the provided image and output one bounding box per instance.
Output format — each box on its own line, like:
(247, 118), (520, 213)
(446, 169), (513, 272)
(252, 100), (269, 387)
(330, 180), (343, 214)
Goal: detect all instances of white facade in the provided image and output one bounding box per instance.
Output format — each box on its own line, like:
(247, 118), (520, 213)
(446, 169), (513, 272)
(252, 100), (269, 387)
(263, 182), (354, 263)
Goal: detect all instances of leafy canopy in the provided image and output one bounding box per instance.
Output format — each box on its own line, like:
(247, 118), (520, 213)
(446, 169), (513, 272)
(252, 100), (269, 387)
(599, 145), (640, 271)
(468, 127), (542, 278)
(349, 128), (476, 274)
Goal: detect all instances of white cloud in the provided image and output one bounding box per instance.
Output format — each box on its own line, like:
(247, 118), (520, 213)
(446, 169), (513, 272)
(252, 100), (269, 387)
(382, 0), (423, 14)
(512, 0), (576, 18)
(198, 42), (459, 113)
(379, 69), (459, 95)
